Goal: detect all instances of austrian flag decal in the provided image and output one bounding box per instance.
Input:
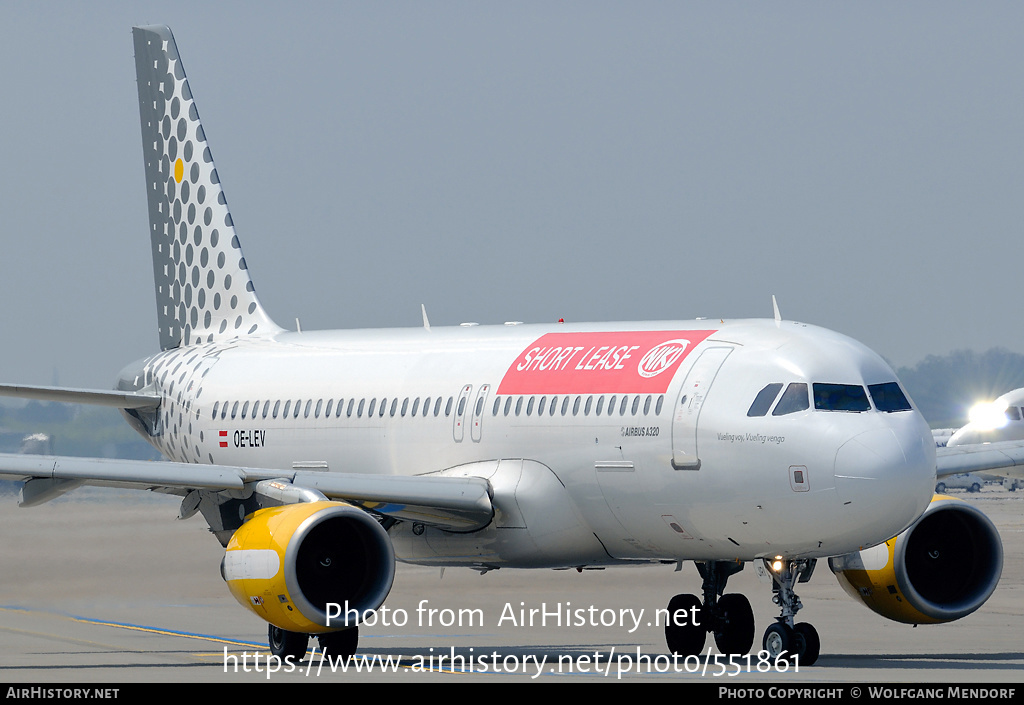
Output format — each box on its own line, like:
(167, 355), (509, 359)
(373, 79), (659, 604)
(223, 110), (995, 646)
(497, 330), (717, 395)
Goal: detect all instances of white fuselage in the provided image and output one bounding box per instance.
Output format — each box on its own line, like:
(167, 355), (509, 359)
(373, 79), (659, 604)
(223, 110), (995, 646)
(118, 318), (936, 568)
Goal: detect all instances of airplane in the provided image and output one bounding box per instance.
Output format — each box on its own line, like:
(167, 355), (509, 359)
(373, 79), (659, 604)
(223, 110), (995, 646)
(0, 24), (1009, 668)
(947, 388), (1024, 448)
(933, 388), (1024, 488)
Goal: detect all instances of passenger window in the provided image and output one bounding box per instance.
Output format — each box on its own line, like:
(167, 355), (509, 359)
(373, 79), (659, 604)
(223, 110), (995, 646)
(748, 383), (784, 417)
(772, 383), (809, 416)
(304, 400), (312, 418)
(324, 399), (332, 418)
(538, 396), (547, 415)
(241, 401), (249, 419)
(273, 400), (280, 419)
(294, 400), (302, 418)
(643, 395), (652, 415)
(315, 399), (323, 418)
(347, 399), (355, 417)
(867, 382), (913, 413)
(445, 397), (453, 416)
(357, 399), (365, 417)
(527, 397), (535, 416)
(504, 397), (512, 416)
(619, 396), (629, 415)
(584, 396), (593, 415)
(572, 396), (580, 416)
(282, 400), (292, 418)
(368, 399), (376, 417)
(212, 402), (219, 420)
(813, 384), (870, 412)
(515, 397), (523, 416)
(231, 401), (239, 419)
(389, 398), (397, 417)
(631, 395), (640, 415)
(656, 394), (664, 415)
(380, 398), (388, 417)
(435, 397), (443, 416)
(476, 397), (484, 416)
(492, 398), (499, 416)
(607, 396), (616, 416)
(263, 400), (271, 418)
(596, 396), (605, 416)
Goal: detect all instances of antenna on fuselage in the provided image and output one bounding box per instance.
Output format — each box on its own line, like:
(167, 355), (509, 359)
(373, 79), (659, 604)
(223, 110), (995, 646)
(772, 295), (782, 325)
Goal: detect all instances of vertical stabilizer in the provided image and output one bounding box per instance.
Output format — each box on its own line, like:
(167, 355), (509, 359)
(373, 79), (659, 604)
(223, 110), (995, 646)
(133, 25), (281, 350)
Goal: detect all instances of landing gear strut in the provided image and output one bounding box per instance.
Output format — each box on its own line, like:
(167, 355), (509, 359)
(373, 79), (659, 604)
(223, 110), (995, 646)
(762, 558), (820, 666)
(665, 561), (754, 657)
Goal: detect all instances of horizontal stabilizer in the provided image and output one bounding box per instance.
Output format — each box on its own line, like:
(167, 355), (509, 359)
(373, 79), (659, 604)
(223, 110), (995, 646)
(0, 383), (161, 409)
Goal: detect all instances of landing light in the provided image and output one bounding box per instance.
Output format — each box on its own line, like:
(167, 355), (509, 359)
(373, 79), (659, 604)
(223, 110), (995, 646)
(967, 400), (1009, 431)
(771, 557), (783, 572)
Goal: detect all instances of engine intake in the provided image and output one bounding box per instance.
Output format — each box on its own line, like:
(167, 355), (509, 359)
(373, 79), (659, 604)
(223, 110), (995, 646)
(829, 495), (1002, 624)
(221, 501), (395, 634)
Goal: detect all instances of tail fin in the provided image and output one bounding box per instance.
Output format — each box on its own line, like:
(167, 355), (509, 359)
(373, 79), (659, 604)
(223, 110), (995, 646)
(133, 25), (281, 350)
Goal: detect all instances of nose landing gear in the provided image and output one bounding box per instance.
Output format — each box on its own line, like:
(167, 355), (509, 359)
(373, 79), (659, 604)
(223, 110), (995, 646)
(762, 558), (819, 666)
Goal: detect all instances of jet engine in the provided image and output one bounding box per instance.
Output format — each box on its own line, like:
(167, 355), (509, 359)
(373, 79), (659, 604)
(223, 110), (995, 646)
(221, 500), (395, 634)
(829, 495), (1002, 624)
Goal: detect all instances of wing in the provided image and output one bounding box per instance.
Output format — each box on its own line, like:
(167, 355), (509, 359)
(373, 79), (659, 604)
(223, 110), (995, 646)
(0, 453), (493, 531)
(936, 440), (1024, 479)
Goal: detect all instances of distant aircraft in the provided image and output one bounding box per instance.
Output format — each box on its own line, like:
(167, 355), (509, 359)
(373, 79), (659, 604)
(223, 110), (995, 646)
(948, 388), (1024, 447)
(0, 25), (1010, 667)
(935, 388), (1024, 487)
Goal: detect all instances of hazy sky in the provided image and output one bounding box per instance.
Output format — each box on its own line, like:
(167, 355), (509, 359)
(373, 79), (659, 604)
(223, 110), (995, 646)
(0, 2), (1022, 388)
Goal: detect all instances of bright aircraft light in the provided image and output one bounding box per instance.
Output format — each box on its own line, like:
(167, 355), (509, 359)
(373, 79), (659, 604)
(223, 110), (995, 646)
(967, 400), (1009, 431)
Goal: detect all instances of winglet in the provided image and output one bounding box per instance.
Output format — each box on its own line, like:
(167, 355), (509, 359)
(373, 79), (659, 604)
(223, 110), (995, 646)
(421, 304), (431, 332)
(772, 295), (782, 325)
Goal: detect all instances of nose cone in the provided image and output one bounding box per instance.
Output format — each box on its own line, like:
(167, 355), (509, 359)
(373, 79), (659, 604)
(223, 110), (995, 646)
(834, 423), (935, 543)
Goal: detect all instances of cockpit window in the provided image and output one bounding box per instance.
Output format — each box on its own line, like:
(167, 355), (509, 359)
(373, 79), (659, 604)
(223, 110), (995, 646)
(814, 383), (870, 412)
(867, 382), (913, 413)
(748, 383), (784, 417)
(772, 383), (809, 416)
(1007, 406), (1022, 421)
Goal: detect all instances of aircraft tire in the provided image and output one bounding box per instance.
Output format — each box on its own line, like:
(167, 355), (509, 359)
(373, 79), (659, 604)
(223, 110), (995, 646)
(318, 626), (359, 660)
(665, 593), (705, 656)
(268, 624), (309, 661)
(793, 623), (820, 666)
(713, 593), (755, 655)
(762, 622), (794, 661)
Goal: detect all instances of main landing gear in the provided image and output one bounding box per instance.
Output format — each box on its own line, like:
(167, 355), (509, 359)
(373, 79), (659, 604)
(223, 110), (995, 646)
(664, 561), (755, 657)
(268, 625), (360, 661)
(761, 558), (819, 666)
(664, 558), (820, 666)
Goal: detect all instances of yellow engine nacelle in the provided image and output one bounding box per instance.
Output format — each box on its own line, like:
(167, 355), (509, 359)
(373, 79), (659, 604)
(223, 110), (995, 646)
(221, 501), (395, 634)
(829, 495), (1002, 624)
